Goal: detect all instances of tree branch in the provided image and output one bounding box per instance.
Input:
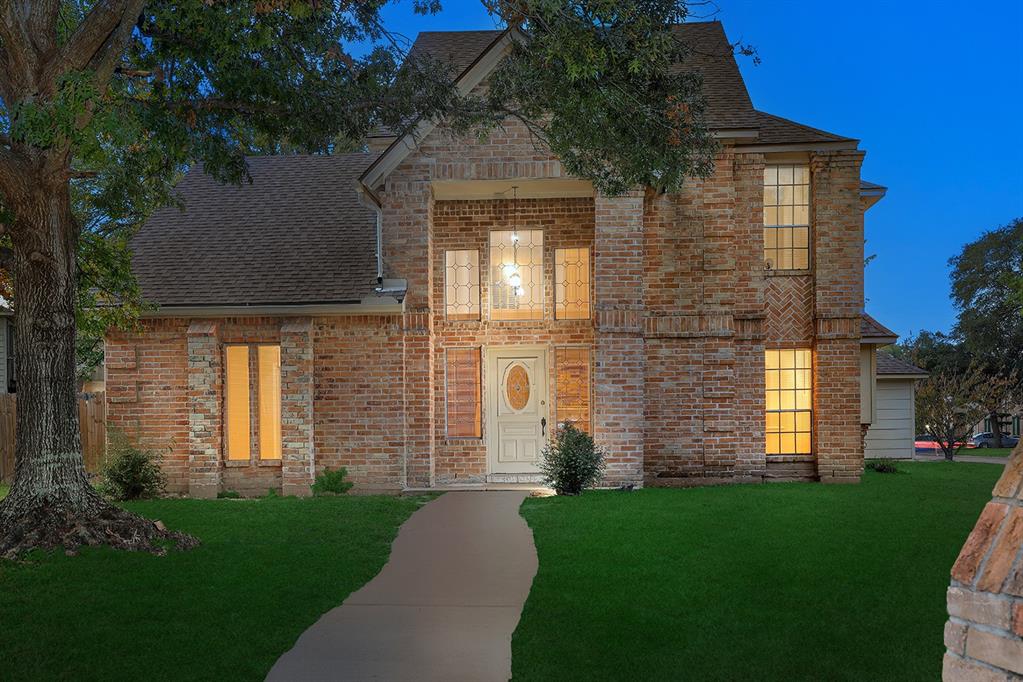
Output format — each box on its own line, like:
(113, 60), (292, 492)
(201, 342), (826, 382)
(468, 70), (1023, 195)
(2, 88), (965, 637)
(47, 0), (145, 91)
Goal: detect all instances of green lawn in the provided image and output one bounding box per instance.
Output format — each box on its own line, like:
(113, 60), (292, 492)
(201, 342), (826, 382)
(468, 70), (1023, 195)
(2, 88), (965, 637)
(0, 494), (431, 681)
(964, 447), (1015, 457)
(513, 462), (1003, 681)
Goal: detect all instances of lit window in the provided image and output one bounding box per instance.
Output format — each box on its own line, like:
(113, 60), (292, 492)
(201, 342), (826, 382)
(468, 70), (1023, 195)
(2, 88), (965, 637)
(444, 250), (480, 320)
(555, 247), (590, 320)
(556, 348), (591, 432)
(764, 164), (810, 271)
(257, 346), (282, 460)
(490, 230), (543, 321)
(446, 348), (481, 438)
(765, 349), (812, 455)
(225, 345), (251, 461)
(225, 344), (282, 461)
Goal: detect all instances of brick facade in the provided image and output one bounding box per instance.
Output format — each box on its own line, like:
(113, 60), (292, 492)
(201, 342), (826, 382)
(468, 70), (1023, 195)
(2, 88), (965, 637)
(106, 127), (869, 494)
(942, 442), (1023, 680)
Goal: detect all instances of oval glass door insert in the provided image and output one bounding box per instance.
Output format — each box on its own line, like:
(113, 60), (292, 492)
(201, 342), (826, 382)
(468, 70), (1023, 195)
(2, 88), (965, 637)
(505, 364), (530, 411)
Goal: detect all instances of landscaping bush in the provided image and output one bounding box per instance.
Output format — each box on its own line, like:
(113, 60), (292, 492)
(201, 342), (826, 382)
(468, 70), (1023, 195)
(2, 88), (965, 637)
(217, 490), (241, 499)
(311, 467), (354, 496)
(97, 432), (167, 501)
(866, 458), (900, 474)
(539, 423), (606, 495)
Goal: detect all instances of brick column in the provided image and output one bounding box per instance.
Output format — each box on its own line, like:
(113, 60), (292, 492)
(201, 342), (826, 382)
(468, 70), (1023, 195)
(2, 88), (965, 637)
(381, 173), (435, 489)
(187, 320), (221, 498)
(281, 318), (315, 496)
(942, 442), (1023, 679)
(403, 311), (435, 489)
(811, 151), (865, 483)
(593, 191), (645, 486)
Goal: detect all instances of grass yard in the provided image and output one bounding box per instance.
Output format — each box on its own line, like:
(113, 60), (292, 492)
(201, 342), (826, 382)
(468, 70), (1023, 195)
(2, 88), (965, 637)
(513, 461), (1004, 681)
(0, 493), (431, 681)
(966, 447), (1015, 457)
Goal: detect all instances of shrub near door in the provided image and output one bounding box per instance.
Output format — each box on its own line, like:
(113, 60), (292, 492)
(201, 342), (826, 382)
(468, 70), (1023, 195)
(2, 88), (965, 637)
(540, 424), (606, 495)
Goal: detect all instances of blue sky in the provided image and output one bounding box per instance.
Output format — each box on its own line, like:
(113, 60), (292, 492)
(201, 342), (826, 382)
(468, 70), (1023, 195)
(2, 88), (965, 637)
(371, 0), (1023, 338)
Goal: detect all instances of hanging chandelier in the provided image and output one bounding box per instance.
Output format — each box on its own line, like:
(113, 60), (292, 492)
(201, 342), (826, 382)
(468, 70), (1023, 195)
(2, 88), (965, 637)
(506, 186), (525, 297)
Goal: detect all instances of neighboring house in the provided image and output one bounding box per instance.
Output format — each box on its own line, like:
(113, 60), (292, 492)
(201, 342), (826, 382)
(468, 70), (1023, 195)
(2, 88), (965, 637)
(972, 407), (1022, 443)
(106, 22), (896, 497)
(864, 351), (928, 459)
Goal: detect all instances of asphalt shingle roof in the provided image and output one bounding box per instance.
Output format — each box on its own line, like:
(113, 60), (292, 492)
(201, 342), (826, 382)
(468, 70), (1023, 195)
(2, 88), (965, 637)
(131, 153), (380, 307)
(877, 351), (928, 376)
(409, 23), (759, 130)
(409, 29), (505, 77)
(754, 110), (855, 145)
(861, 313), (899, 341)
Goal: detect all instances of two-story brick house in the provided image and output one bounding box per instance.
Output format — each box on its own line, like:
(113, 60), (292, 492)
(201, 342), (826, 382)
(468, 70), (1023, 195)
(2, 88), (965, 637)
(106, 22), (895, 496)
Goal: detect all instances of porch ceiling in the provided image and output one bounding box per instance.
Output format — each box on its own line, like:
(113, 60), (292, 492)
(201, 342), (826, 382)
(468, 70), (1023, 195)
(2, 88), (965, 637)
(431, 178), (594, 201)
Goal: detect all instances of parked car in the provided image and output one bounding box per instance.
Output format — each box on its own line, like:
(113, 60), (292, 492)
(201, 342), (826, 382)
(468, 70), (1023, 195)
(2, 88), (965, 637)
(914, 435), (975, 451)
(971, 432), (1020, 448)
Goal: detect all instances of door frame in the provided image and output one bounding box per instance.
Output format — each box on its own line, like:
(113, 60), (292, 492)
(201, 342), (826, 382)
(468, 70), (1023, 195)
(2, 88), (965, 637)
(485, 344), (550, 475)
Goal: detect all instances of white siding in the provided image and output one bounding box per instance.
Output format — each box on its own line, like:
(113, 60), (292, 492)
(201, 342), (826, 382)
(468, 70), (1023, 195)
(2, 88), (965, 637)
(864, 378), (916, 459)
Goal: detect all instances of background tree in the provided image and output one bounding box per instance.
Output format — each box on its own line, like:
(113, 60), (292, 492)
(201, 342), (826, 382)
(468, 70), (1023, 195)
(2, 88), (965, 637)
(914, 365), (1013, 461)
(948, 218), (1023, 446)
(0, 0), (726, 556)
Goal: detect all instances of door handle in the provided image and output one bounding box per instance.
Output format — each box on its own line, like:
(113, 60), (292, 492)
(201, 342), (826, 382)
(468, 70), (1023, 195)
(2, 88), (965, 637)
(541, 417), (547, 437)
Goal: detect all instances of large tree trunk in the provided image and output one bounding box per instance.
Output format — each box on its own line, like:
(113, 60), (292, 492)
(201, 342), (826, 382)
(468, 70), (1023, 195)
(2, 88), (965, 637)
(0, 172), (196, 558)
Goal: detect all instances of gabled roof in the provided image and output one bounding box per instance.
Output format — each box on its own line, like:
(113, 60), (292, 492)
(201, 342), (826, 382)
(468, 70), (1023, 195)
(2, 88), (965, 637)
(410, 30), (506, 75)
(861, 313), (899, 344)
(364, 22), (858, 191)
(877, 351), (928, 377)
(132, 153), (381, 308)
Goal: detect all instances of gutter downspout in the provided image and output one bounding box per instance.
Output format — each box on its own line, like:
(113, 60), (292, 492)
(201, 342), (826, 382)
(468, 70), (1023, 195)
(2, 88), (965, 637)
(356, 180), (406, 297)
(356, 181), (385, 284)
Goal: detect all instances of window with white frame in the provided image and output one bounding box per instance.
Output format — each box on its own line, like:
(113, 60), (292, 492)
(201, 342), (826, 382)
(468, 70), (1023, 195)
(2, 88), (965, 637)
(764, 164), (810, 271)
(490, 229), (543, 321)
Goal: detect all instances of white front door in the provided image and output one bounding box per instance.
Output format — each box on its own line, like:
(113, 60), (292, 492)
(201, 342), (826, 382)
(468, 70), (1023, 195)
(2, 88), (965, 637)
(487, 347), (549, 474)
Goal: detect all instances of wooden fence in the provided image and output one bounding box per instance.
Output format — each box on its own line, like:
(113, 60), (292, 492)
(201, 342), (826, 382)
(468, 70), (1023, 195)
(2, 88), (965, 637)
(0, 393), (106, 482)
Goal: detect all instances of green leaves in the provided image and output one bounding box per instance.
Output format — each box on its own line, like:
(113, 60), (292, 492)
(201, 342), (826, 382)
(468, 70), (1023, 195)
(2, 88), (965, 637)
(481, 1), (718, 194)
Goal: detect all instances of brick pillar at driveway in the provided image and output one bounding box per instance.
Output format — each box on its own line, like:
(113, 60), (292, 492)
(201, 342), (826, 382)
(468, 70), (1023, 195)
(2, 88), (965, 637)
(281, 318), (315, 496)
(187, 319), (222, 499)
(942, 442), (1023, 679)
(593, 191), (645, 487)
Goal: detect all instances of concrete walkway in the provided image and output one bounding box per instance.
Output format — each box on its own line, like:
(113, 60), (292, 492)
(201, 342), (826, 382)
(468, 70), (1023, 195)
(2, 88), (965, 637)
(268, 492), (537, 682)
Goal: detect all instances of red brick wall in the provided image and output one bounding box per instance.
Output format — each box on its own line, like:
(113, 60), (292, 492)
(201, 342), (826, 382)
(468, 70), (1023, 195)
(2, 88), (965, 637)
(312, 315), (406, 491)
(106, 319), (190, 493)
(106, 315), (407, 495)
(430, 198), (595, 483)
(109, 131), (869, 492)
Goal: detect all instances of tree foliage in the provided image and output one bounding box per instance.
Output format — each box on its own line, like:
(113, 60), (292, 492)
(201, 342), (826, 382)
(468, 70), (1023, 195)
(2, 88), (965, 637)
(914, 365), (1013, 461)
(0, 0), (733, 555)
(949, 218), (1023, 379)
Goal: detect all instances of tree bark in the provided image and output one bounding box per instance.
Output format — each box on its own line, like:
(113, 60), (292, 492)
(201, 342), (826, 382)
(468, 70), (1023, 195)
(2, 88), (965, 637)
(0, 171), (196, 558)
(989, 411), (1004, 449)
